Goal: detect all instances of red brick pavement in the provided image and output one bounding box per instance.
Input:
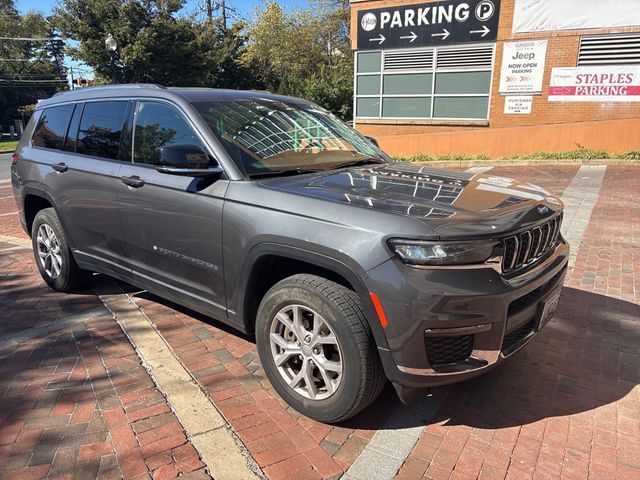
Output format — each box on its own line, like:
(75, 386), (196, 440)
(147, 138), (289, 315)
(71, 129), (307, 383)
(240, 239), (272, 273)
(0, 248), (209, 479)
(1, 166), (638, 480)
(399, 165), (640, 480)
(487, 165), (581, 197)
(0, 182), (24, 238)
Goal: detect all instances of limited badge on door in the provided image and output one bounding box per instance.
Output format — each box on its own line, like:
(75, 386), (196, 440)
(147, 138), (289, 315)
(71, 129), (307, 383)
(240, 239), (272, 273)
(537, 288), (562, 330)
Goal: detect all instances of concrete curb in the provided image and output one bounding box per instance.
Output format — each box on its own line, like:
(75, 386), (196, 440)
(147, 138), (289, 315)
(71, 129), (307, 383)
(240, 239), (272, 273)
(95, 280), (263, 480)
(343, 388), (449, 480)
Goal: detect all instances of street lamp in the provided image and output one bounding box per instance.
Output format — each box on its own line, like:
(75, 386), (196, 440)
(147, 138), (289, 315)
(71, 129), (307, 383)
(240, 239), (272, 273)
(105, 33), (117, 84)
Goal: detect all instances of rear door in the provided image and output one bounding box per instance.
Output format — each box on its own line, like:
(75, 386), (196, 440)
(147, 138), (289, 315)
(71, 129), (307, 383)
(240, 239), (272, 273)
(33, 100), (131, 277)
(117, 99), (228, 317)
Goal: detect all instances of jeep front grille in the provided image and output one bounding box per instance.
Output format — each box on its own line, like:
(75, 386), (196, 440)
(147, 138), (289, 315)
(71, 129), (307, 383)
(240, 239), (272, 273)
(502, 214), (563, 274)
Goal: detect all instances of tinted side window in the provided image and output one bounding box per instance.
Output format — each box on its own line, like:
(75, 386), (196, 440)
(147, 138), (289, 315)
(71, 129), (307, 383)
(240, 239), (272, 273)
(32, 105), (74, 150)
(133, 101), (206, 165)
(77, 101), (128, 160)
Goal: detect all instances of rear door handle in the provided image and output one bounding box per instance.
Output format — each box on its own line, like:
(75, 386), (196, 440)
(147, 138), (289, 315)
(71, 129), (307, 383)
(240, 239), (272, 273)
(52, 162), (68, 173)
(121, 175), (145, 188)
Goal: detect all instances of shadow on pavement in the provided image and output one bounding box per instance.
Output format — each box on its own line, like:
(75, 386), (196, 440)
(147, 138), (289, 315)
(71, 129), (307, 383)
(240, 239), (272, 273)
(109, 270), (639, 433)
(357, 287), (639, 432)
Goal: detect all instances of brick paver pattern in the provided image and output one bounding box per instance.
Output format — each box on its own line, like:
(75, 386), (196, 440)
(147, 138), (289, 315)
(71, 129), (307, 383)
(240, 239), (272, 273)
(0, 182), (210, 479)
(1, 166), (638, 480)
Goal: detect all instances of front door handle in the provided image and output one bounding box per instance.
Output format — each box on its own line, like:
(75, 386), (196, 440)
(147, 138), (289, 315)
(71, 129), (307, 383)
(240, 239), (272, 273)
(52, 162), (68, 173)
(121, 175), (145, 188)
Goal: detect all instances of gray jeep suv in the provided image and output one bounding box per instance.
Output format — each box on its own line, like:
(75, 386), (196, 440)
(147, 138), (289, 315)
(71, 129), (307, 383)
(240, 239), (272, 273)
(11, 85), (569, 423)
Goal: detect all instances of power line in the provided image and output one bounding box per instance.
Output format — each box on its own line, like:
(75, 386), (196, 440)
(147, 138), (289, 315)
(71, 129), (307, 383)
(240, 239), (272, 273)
(0, 78), (67, 83)
(0, 36), (65, 41)
(0, 73), (67, 77)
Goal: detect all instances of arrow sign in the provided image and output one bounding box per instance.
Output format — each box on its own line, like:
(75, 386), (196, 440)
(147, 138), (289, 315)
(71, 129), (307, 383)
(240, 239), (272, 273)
(431, 29), (450, 40)
(470, 25), (491, 37)
(400, 31), (418, 43)
(356, 0), (502, 50)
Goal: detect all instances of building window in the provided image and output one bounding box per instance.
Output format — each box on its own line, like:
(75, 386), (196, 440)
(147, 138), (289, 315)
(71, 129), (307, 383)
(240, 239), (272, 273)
(354, 44), (495, 121)
(578, 33), (640, 66)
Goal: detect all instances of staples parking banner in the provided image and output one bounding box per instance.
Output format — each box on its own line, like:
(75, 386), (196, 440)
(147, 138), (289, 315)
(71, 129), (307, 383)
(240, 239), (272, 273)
(549, 66), (640, 102)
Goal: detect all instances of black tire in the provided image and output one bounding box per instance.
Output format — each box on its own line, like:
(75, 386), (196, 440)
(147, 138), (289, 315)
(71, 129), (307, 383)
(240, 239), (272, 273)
(31, 208), (91, 292)
(256, 274), (386, 423)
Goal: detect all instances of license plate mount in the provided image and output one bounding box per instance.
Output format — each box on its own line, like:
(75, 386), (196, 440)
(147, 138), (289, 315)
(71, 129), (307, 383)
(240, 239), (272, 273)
(536, 288), (562, 331)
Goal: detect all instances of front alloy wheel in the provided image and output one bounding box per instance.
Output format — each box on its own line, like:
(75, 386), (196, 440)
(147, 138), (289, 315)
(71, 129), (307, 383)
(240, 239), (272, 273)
(256, 274), (386, 423)
(269, 304), (343, 400)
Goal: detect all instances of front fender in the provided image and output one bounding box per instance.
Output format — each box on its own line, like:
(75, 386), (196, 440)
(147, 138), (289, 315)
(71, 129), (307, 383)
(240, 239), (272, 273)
(232, 242), (392, 352)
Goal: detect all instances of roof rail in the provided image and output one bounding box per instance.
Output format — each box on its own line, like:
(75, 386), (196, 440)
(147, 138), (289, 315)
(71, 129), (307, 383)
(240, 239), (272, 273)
(53, 83), (166, 97)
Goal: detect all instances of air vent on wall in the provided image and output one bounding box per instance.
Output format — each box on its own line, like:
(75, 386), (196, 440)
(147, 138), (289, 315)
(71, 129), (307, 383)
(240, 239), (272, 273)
(578, 33), (640, 66)
(384, 49), (434, 71)
(436, 45), (494, 69)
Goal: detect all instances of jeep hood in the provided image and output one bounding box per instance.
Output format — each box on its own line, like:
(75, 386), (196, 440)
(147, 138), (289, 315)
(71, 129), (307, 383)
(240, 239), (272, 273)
(259, 162), (563, 238)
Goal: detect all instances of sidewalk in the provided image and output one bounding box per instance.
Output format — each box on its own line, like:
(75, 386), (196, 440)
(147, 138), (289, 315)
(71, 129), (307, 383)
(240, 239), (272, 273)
(0, 165), (638, 479)
(0, 245), (209, 479)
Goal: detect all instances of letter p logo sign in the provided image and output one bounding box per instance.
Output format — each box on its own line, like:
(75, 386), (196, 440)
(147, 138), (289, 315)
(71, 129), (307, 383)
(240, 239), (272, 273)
(475, 0), (495, 21)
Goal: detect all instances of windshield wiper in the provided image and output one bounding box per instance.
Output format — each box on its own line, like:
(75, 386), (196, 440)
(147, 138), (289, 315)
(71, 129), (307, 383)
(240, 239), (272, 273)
(330, 158), (386, 170)
(248, 168), (319, 179)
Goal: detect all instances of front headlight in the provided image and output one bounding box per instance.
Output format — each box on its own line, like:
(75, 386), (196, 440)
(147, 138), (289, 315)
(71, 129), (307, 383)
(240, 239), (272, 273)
(388, 239), (498, 266)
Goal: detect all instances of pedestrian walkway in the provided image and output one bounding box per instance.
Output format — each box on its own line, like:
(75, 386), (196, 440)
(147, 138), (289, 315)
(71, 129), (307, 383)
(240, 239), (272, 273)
(1, 246), (210, 479)
(1, 165), (638, 480)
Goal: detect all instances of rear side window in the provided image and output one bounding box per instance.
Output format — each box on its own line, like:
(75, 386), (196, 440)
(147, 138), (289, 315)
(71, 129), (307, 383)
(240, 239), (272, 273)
(77, 101), (128, 160)
(31, 105), (74, 150)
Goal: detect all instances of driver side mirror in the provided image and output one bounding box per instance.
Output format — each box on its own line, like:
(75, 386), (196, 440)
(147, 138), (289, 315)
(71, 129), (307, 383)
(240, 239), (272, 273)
(155, 144), (223, 177)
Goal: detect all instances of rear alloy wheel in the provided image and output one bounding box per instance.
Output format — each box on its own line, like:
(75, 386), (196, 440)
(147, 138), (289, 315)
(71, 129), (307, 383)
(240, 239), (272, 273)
(256, 274), (386, 423)
(36, 223), (63, 279)
(31, 208), (91, 292)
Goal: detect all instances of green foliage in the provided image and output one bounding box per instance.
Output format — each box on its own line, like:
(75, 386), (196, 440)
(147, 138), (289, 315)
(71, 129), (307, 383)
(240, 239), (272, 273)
(393, 153), (491, 163)
(0, 140), (19, 152)
(8, 0), (353, 121)
(0, 0), (67, 126)
(52, 0), (251, 86)
(242, 1), (353, 119)
(393, 150), (640, 163)
(508, 149), (609, 160)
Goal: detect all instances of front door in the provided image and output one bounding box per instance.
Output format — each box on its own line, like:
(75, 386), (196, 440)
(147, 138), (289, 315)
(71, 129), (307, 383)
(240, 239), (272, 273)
(117, 100), (228, 317)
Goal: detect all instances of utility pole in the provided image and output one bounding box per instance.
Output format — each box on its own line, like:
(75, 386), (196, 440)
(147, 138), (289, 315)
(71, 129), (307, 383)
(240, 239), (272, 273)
(69, 66), (74, 90)
(206, 0), (212, 20)
(220, 0), (226, 30)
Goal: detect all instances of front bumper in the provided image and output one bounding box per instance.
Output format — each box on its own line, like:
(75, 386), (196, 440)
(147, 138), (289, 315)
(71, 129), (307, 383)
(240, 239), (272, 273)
(368, 239), (569, 389)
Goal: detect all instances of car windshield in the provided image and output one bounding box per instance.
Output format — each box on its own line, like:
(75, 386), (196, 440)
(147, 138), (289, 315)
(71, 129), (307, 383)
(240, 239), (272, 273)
(193, 98), (388, 177)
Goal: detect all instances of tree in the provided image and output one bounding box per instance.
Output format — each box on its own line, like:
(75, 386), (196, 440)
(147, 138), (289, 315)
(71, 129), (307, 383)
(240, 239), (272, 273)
(52, 0), (251, 87)
(242, 0), (354, 119)
(0, 0), (67, 127)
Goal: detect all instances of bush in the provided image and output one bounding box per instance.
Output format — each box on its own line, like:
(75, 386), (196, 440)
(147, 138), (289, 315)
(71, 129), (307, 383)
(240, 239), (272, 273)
(392, 149), (640, 163)
(393, 153), (490, 163)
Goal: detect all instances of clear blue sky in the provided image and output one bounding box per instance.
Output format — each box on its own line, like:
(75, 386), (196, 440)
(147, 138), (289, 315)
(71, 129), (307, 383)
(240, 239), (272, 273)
(16, 0), (309, 21)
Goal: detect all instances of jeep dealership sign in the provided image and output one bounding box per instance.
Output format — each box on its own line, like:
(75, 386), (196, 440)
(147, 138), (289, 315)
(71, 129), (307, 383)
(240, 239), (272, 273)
(549, 66), (640, 102)
(357, 0), (501, 50)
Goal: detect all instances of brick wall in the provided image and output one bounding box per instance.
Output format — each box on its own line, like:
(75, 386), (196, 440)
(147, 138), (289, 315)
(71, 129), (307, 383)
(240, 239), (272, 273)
(350, 0), (640, 156)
